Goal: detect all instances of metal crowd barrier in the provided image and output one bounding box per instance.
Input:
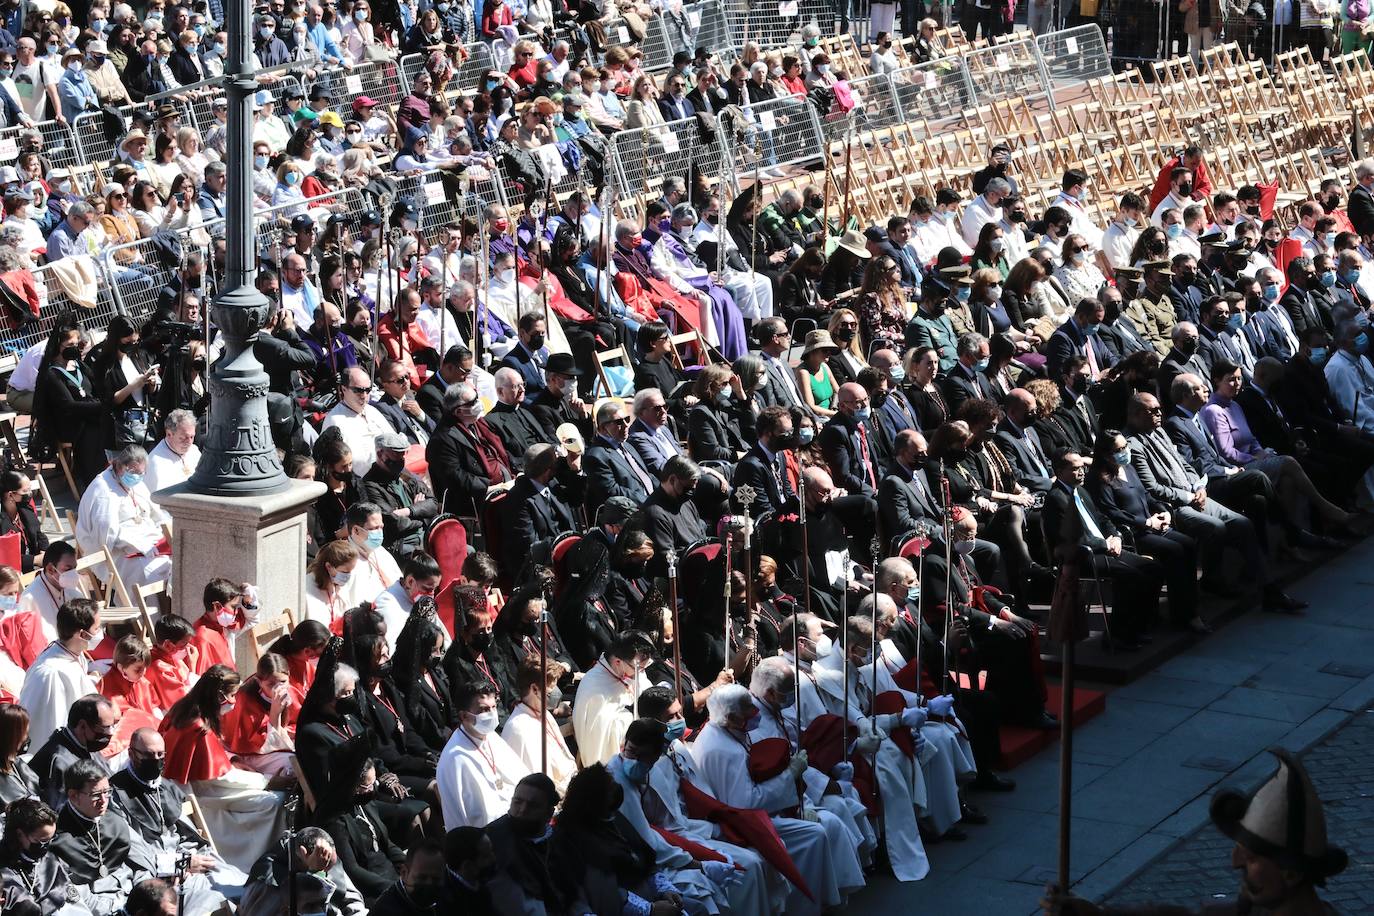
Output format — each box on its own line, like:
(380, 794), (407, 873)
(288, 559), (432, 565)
(1032, 23), (1112, 89)
(728, 93), (827, 177)
(609, 113), (739, 199)
(1, 261), (122, 375)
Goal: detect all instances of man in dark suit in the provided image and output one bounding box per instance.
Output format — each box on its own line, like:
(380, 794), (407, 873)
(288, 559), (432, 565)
(819, 382), (881, 497)
(500, 443), (579, 573)
(1281, 257), (1332, 338)
(30, 696), (115, 810)
(878, 216), (925, 292)
(731, 405), (797, 517)
(110, 728), (225, 878)
(425, 382), (514, 519)
(1156, 322), (1210, 412)
(495, 313), (549, 406)
(371, 838), (455, 915)
(942, 332), (999, 418)
(626, 388), (686, 476)
(1349, 165), (1374, 236)
(634, 456), (709, 578)
(1042, 449), (1164, 650)
(754, 317), (808, 412)
(1168, 254), (1208, 325)
(529, 353), (594, 441)
(373, 359), (437, 446)
(994, 389), (1054, 492)
(1044, 299), (1113, 382)
(255, 305), (318, 397)
(417, 345), (472, 425)
(1098, 282), (1153, 363)
(656, 71), (698, 121)
(361, 433), (439, 558)
(1052, 354), (1100, 452)
(685, 67), (729, 115)
(1197, 297), (1246, 383)
(485, 367), (555, 473)
(583, 398), (658, 510)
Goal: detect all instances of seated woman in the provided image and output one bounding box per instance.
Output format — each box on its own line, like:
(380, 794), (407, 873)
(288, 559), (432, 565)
(265, 619), (331, 714)
(0, 565), (40, 696)
(796, 329), (840, 418)
(222, 652), (297, 779)
(319, 752), (406, 908)
(392, 603), (456, 754)
(686, 363), (751, 465)
(160, 664), (289, 872)
(351, 632), (439, 804)
(0, 703), (40, 805)
(304, 540), (362, 635)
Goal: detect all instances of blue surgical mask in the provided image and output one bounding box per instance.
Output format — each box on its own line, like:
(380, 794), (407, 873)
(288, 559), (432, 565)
(1320, 269), (1337, 288)
(1341, 269), (1361, 286)
(0, 595), (15, 613)
(285, 171), (299, 186)
(853, 406), (871, 422)
(664, 719), (686, 742)
(1227, 313), (1243, 331)
(955, 286), (970, 302)
(889, 366), (905, 383)
(119, 472), (143, 489)
(254, 154), (268, 169)
(744, 709), (761, 731)
(906, 584), (919, 605)
(1166, 223), (1183, 239)
(1113, 450), (1130, 466)
(974, 358), (989, 372)
(1310, 346), (1329, 365)
(798, 427), (815, 445)
(1084, 322), (1101, 336)
(1357, 332), (1370, 352)
(364, 529), (384, 550)
(1263, 283), (1282, 302)
(1325, 232), (1337, 247)
(621, 757), (651, 784)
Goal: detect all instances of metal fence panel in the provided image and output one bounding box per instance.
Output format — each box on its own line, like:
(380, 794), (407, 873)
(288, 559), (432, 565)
(609, 114), (737, 199)
(836, 71), (902, 140)
(0, 119), (85, 176)
(101, 236), (208, 330)
(2, 260), (122, 375)
(1034, 24), (1112, 89)
(962, 35), (1051, 106)
(725, 93), (825, 178)
(72, 104), (141, 173)
(722, 0), (834, 52)
(310, 60), (406, 123)
(889, 59), (976, 127)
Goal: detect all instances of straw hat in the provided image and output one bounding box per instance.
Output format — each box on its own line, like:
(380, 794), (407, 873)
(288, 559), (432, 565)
(802, 329), (840, 357)
(835, 228), (871, 259)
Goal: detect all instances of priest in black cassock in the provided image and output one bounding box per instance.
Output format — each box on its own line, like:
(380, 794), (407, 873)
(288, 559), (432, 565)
(50, 758), (154, 912)
(0, 798), (81, 913)
(486, 367), (558, 472)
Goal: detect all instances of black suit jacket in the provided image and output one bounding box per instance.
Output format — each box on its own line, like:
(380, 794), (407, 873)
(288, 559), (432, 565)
(942, 363), (997, 415)
(485, 401), (554, 472)
(500, 474), (578, 574)
(1157, 348), (1209, 412)
(1163, 411), (1232, 480)
(1042, 481), (1118, 559)
(1351, 184), (1374, 237)
(583, 436), (655, 508)
(416, 372), (450, 424)
(426, 418), (500, 516)
(877, 464), (942, 547)
(373, 394), (436, 444)
(255, 329), (317, 396)
(1281, 286), (1329, 338)
(657, 94), (698, 122)
(732, 443), (793, 516)
(687, 402), (748, 463)
(635, 487), (708, 577)
(819, 410), (878, 496)
(1233, 386), (1298, 454)
(993, 423), (1054, 491)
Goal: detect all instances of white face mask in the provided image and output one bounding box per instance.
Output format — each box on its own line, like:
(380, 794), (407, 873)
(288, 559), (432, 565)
(469, 709), (499, 737)
(85, 627), (104, 650)
(57, 569), (81, 590)
(216, 609), (238, 627)
(812, 633), (833, 658)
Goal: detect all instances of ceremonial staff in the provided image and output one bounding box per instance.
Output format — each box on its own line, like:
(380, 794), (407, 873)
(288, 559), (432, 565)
(1049, 547), (1090, 900)
(479, 215), (491, 367)
(540, 581), (549, 776)
(841, 548), (850, 764)
(798, 467), (812, 616)
(939, 459), (954, 695)
(667, 547), (682, 704)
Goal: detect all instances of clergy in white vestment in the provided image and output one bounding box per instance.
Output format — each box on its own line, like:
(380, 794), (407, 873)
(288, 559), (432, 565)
(370, 552), (441, 654)
(336, 503), (402, 609)
(572, 634), (652, 766)
(609, 721), (738, 916)
(19, 598), (103, 747)
(75, 448), (172, 593)
(859, 593), (978, 837)
(321, 366), (396, 477)
(501, 659), (578, 795)
(438, 679), (532, 830)
(485, 250), (574, 356)
(689, 685), (866, 916)
(17, 542), (83, 643)
(143, 410), (202, 493)
(689, 210), (776, 322)
(636, 686), (784, 915)
(747, 658), (878, 871)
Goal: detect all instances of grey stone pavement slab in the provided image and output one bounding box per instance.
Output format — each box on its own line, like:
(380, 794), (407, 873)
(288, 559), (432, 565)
(847, 537), (1374, 914)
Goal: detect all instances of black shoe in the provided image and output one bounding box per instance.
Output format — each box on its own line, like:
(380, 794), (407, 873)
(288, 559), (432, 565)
(942, 826), (969, 842)
(1263, 588), (1308, 613)
(972, 771), (1016, 792)
(1185, 617), (1214, 635)
(1297, 530), (1344, 550)
(959, 801), (989, 825)
(1030, 710), (1060, 730)
(1101, 634), (1144, 652)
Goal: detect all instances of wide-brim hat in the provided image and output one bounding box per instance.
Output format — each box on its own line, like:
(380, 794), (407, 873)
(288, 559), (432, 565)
(545, 352), (583, 377)
(1210, 748), (1347, 882)
(835, 228), (871, 259)
(802, 328), (839, 356)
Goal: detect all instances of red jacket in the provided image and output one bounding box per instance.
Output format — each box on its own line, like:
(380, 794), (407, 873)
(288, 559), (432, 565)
(378, 313), (433, 387)
(1148, 155), (1214, 215)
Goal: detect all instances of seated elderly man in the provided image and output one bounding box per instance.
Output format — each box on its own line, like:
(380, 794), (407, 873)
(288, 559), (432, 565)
(322, 365), (395, 477)
(51, 758), (155, 912)
(75, 445), (172, 592)
(425, 381), (515, 520)
(144, 409), (201, 493)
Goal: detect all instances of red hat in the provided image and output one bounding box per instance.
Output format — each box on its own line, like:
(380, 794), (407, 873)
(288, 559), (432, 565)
(351, 95), (379, 112)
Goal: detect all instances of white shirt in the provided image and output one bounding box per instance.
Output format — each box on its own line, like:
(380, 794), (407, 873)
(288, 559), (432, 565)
(280, 280), (322, 329)
(1325, 349), (1374, 433)
(1051, 191), (1104, 251)
(321, 401), (393, 476)
(17, 573), (80, 643)
(960, 194), (1002, 248)
(370, 582), (413, 653)
(9, 342), (44, 391)
(144, 438), (201, 493)
(1100, 220), (1140, 270)
(502, 701), (577, 795)
(1151, 191), (1190, 227)
(413, 302), (465, 356)
(913, 215), (970, 263)
(572, 657), (642, 766)
(338, 541), (400, 608)
(1169, 231), (1202, 261)
(20, 641), (99, 743)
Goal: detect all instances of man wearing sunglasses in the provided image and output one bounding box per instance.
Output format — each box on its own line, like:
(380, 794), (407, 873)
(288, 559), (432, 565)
(321, 365), (394, 476)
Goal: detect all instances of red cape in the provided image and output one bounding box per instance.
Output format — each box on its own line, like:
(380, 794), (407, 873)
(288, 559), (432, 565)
(680, 777), (814, 901)
(147, 648), (196, 712)
(189, 619), (236, 674)
(222, 685), (284, 753)
(98, 666), (162, 720)
(0, 611), (47, 670)
(159, 717), (232, 783)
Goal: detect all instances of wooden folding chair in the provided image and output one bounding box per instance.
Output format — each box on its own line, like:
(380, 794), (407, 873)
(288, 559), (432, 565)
(289, 753), (316, 814)
(667, 329), (710, 370)
(184, 793), (220, 856)
(72, 548), (135, 609)
(247, 609), (296, 667)
(133, 580), (165, 636)
(592, 344), (634, 398)
(56, 443), (80, 500)
(0, 412), (26, 473)
(33, 473), (69, 538)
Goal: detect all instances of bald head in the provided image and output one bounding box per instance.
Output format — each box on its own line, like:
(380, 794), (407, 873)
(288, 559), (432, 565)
(803, 466), (834, 506)
(130, 727), (164, 755)
(494, 367), (526, 406)
(870, 348), (900, 372)
(837, 383), (869, 417)
(1004, 388), (1037, 424)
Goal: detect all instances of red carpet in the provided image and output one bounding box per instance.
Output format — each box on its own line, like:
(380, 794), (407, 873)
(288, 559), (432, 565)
(998, 684), (1106, 770)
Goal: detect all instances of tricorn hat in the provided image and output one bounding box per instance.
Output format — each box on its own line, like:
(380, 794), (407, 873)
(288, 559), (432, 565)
(1209, 748), (1347, 883)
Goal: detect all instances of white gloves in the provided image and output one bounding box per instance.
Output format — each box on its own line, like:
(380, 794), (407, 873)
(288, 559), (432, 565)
(830, 761), (854, 781)
(901, 706), (929, 729)
(853, 734), (882, 755)
(702, 860), (735, 885)
(787, 751), (809, 779)
(928, 695), (956, 717)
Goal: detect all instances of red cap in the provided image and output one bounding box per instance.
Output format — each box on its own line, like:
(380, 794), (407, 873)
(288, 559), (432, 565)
(351, 95), (379, 112)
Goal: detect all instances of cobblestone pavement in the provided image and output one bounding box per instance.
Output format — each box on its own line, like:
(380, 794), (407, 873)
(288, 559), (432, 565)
(1105, 707), (1374, 913)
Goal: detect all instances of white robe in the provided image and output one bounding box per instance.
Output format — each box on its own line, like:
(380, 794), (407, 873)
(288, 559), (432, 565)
(19, 642), (99, 746)
(869, 638), (977, 835)
(501, 701), (577, 796)
(689, 222), (774, 322)
(75, 468), (172, 592)
(572, 658), (643, 766)
(337, 543), (400, 609)
(649, 746), (781, 914)
(689, 721), (864, 914)
(371, 582), (414, 654)
(144, 439), (201, 493)
(321, 402), (394, 477)
(437, 726), (531, 830)
(813, 648), (932, 882)
(486, 278), (573, 356)
(608, 753), (726, 914)
(190, 769), (288, 873)
(17, 574), (82, 643)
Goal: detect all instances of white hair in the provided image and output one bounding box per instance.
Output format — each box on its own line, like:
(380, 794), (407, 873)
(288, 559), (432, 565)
(749, 656), (794, 697)
(333, 663), (359, 695)
(707, 683), (755, 723)
(632, 387), (665, 415)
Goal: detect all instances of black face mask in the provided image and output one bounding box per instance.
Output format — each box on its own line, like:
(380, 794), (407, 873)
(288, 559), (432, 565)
(60, 345), (81, 361)
(376, 456), (405, 477)
(1009, 211), (1027, 224)
(408, 884), (442, 906)
(1324, 195), (1342, 213)
(117, 339), (137, 353)
(807, 195), (823, 210)
(375, 660), (393, 680)
(1178, 337), (1199, 356)
(1070, 374), (1090, 395)
(527, 333), (545, 351)
(773, 431), (798, 451)
(946, 447), (967, 462)
(133, 756), (164, 782)
(21, 840), (50, 863)
(335, 695), (360, 717)
(354, 789), (376, 806)
(833, 328), (855, 343)
(871, 389), (889, 407)
(86, 733), (112, 753)
(469, 630), (492, 653)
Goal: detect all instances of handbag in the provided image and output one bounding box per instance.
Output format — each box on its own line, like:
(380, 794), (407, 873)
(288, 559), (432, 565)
(115, 406), (150, 448)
